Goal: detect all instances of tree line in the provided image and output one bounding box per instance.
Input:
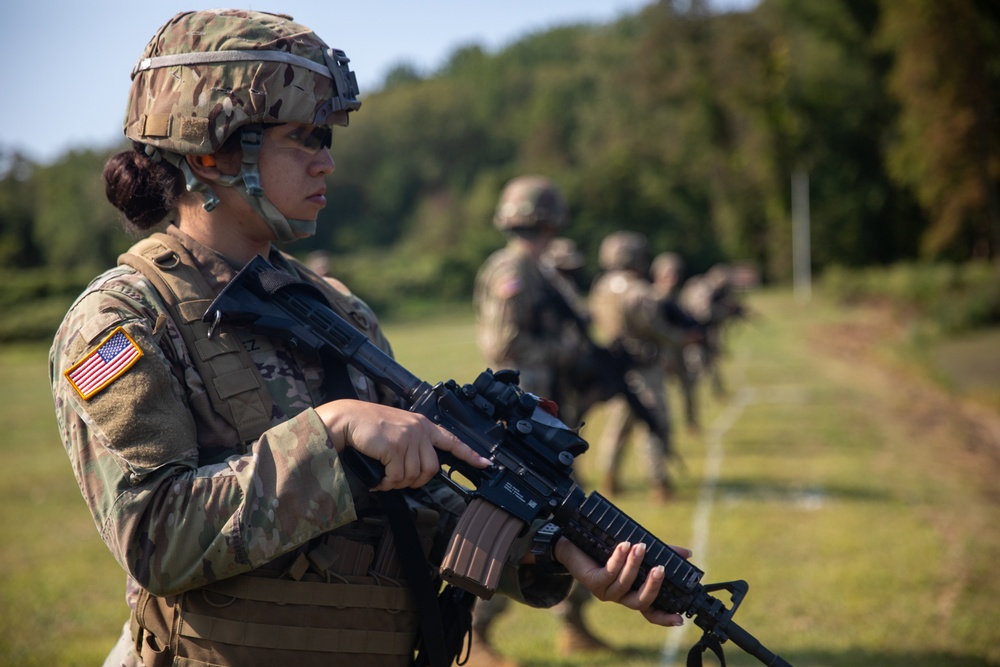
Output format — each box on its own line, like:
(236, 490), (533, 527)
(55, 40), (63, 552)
(1, 0), (997, 319)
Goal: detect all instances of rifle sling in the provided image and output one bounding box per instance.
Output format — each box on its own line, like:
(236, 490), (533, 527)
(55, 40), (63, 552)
(687, 632), (727, 667)
(378, 488), (450, 667)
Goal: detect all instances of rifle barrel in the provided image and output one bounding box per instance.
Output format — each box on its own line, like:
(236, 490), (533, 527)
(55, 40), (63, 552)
(726, 622), (792, 667)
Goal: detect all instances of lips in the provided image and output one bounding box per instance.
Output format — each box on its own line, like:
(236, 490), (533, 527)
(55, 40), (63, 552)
(307, 187), (327, 206)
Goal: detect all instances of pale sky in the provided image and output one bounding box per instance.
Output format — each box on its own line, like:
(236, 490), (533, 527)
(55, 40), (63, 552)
(0, 0), (754, 165)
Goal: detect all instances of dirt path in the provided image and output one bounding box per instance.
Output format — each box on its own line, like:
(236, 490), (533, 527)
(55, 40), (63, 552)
(810, 305), (1000, 478)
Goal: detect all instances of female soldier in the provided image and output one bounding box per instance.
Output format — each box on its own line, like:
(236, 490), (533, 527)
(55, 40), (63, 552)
(49, 10), (686, 667)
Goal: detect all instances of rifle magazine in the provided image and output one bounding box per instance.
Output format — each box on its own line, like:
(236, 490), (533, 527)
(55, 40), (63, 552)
(440, 497), (524, 600)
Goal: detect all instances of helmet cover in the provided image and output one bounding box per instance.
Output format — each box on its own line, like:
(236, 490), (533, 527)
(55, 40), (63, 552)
(493, 175), (569, 231)
(599, 231), (650, 272)
(651, 252), (684, 280)
(125, 9), (361, 155)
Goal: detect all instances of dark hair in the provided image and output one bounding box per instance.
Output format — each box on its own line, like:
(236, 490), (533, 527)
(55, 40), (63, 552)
(103, 143), (185, 234)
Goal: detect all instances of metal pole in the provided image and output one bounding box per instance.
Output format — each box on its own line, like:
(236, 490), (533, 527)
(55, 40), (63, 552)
(792, 168), (811, 304)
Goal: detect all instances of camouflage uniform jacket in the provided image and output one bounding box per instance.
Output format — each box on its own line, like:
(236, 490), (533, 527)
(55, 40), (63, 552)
(590, 268), (685, 365)
(50, 227), (563, 615)
(473, 242), (585, 396)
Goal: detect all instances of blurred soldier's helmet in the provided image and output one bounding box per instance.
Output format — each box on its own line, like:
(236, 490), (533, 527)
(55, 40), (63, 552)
(125, 9), (361, 241)
(543, 237), (585, 271)
(494, 175), (569, 232)
(651, 252), (684, 281)
(599, 231), (649, 272)
(706, 263), (731, 289)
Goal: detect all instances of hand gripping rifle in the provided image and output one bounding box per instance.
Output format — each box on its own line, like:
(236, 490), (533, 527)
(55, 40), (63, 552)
(203, 256), (793, 667)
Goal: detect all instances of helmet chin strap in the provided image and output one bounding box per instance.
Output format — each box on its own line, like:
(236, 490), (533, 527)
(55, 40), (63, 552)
(152, 124), (317, 244)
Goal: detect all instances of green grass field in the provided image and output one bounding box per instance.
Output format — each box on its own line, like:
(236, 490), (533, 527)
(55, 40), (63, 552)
(1, 289), (998, 666)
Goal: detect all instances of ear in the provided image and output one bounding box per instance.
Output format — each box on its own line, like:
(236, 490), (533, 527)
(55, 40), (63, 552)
(185, 153), (222, 180)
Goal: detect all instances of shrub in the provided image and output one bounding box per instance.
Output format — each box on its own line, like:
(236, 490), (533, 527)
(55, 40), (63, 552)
(820, 261), (1000, 333)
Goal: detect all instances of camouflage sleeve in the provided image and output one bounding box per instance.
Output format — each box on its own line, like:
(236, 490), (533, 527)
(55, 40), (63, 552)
(50, 271), (357, 596)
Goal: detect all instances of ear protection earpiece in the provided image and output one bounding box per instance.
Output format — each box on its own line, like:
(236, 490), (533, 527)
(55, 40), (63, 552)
(201, 154), (217, 167)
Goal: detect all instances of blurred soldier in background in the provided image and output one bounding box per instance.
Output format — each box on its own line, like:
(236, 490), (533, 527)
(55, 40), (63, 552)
(590, 232), (686, 502)
(542, 236), (588, 293)
(651, 252), (703, 433)
(679, 263), (746, 399)
(474, 177), (589, 404)
(472, 176), (607, 665)
(650, 252), (684, 298)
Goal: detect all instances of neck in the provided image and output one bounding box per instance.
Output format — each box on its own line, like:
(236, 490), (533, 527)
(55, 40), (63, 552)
(511, 233), (552, 260)
(175, 199), (272, 266)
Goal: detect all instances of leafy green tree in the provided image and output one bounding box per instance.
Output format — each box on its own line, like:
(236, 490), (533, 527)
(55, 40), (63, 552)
(762, 0), (922, 269)
(0, 151), (41, 268)
(33, 149), (128, 272)
(23, 0), (995, 315)
(878, 0), (1000, 260)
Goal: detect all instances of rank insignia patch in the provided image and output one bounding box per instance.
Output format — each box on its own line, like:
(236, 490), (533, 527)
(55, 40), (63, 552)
(64, 326), (143, 400)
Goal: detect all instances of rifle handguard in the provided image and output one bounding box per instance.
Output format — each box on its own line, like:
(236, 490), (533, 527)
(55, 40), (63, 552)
(440, 497), (525, 600)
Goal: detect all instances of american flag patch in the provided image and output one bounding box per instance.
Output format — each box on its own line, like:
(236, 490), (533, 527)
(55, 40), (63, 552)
(496, 277), (523, 299)
(64, 326), (143, 400)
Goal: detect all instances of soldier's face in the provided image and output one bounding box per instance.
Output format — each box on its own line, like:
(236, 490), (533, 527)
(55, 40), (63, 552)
(257, 123), (336, 227)
(200, 123), (336, 243)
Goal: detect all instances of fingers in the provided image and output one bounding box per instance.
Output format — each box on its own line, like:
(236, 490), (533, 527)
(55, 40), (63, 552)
(554, 537), (691, 628)
(670, 544), (693, 559)
(375, 431), (427, 490)
(428, 425), (491, 470)
(322, 400), (488, 491)
(635, 561), (664, 609)
(604, 546), (638, 601)
(372, 418), (438, 490)
(636, 565), (684, 627)
(601, 541), (647, 603)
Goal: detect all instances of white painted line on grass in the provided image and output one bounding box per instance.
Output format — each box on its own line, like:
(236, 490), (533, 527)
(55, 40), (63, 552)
(660, 388), (753, 666)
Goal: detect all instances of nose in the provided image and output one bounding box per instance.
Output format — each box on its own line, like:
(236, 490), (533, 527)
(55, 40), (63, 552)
(312, 148), (335, 176)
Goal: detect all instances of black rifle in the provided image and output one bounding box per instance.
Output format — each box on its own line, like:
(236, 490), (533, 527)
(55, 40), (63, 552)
(203, 256), (793, 667)
(536, 265), (673, 444)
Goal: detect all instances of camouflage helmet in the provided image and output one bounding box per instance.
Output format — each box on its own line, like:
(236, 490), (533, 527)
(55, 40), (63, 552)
(493, 175), (568, 231)
(125, 10), (360, 243)
(599, 231), (649, 272)
(651, 252), (684, 281)
(706, 263), (732, 290)
(126, 9), (360, 155)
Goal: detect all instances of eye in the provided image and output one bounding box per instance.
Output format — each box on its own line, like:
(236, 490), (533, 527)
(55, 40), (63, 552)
(285, 127), (305, 142)
(303, 126), (332, 151)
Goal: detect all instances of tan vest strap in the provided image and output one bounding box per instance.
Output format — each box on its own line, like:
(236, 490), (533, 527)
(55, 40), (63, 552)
(176, 299), (214, 323)
(178, 611), (415, 655)
(204, 575), (416, 612)
(192, 334), (243, 359)
(118, 233), (273, 445)
(214, 367), (266, 399)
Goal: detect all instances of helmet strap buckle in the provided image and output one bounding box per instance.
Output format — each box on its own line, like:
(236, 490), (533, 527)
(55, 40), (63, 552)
(238, 126), (265, 197)
(158, 148), (222, 212)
